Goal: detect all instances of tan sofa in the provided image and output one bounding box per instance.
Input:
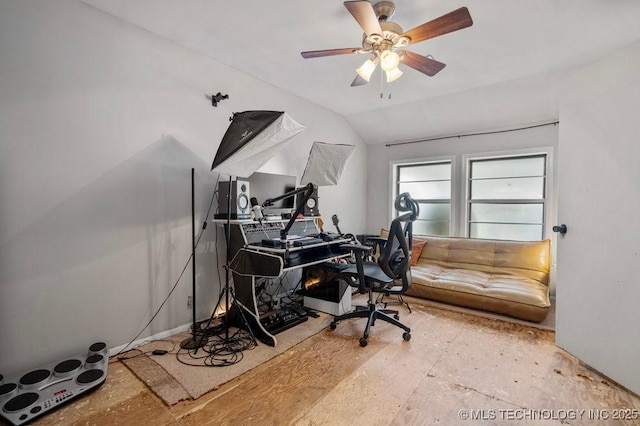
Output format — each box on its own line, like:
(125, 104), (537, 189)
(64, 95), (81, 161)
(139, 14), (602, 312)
(407, 236), (551, 322)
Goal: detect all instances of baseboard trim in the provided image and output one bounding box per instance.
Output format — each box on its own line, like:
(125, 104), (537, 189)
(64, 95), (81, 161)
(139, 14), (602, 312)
(109, 322), (192, 358)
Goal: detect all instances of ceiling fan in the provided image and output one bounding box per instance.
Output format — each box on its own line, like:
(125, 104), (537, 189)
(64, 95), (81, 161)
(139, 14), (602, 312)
(300, 1), (473, 86)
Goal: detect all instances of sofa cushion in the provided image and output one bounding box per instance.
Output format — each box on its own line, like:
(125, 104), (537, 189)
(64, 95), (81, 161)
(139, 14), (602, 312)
(408, 263), (550, 322)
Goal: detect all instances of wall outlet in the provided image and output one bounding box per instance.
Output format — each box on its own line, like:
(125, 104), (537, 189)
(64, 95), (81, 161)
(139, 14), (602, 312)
(187, 296), (193, 309)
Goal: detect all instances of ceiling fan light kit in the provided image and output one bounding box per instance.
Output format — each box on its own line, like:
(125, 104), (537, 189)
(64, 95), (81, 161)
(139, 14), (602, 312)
(356, 58), (377, 81)
(300, 1), (473, 87)
(385, 65), (403, 83)
(380, 50), (400, 71)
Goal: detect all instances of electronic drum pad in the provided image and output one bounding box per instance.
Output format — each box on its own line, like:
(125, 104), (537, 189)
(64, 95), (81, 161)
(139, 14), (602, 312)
(0, 342), (109, 425)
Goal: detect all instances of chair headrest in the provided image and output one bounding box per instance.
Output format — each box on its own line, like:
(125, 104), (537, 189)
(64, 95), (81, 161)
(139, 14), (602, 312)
(395, 192), (419, 221)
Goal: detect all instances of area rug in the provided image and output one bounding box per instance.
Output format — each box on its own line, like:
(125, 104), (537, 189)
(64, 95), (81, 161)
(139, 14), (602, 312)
(120, 311), (331, 406)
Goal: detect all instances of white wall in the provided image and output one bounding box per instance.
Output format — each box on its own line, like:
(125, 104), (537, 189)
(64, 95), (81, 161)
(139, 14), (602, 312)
(348, 71), (561, 146)
(0, 0), (367, 375)
(556, 40), (640, 394)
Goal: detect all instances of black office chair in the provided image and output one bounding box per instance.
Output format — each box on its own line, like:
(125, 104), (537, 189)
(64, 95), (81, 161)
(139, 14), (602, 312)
(330, 193), (419, 347)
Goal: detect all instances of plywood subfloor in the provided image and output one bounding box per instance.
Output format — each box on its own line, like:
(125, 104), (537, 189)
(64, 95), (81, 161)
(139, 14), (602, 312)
(12, 300), (640, 426)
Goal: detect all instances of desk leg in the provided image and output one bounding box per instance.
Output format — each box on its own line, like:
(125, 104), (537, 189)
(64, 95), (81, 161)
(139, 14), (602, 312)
(232, 273), (277, 346)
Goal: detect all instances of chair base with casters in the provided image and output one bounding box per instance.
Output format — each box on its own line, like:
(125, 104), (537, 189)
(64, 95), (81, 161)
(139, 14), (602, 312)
(330, 290), (411, 347)
(329, 263), (412, 347)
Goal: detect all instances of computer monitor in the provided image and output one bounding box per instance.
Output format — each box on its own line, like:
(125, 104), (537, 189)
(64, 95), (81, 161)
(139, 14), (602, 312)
(248, 172), (297, 217)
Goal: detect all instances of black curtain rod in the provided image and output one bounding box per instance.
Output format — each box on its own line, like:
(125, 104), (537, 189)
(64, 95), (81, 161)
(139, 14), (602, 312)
(385, 121), (559, 148)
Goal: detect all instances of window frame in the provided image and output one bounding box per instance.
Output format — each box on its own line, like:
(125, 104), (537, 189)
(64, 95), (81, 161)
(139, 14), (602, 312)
(389, 147), (555, 241)
(390, 155), (457, 237)
(462, 147), (554, 240)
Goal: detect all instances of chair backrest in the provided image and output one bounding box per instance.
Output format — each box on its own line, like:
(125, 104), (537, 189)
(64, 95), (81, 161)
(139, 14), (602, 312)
(377, 193), (419, 288)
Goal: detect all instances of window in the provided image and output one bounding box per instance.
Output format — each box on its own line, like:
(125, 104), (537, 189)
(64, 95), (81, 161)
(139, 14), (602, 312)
(392, 149), (551, 241)
(467, 154), (546, 241)
(395, 161), (451, 236)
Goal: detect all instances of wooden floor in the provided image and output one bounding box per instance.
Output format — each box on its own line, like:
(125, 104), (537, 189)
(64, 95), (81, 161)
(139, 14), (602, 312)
(8, 299), (640, 426)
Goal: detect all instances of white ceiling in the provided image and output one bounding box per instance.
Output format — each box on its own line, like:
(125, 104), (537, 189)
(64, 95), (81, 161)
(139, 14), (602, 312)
(81, 0), (640, 144)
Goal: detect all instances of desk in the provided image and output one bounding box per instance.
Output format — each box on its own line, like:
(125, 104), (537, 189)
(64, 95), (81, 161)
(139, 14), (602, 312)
(220, 218), (352, 346)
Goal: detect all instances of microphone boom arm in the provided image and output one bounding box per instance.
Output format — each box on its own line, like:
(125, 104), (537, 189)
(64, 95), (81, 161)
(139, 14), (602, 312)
(262, 183), (315, 241)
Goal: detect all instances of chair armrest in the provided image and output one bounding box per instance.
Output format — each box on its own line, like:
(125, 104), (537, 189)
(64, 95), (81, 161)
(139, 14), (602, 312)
(365, 236), (386, 244)
(340, 243), (373, 253)
(361, 236), (386, 262)
(365, 236), (386, 249)
(356, 233), (379, 243)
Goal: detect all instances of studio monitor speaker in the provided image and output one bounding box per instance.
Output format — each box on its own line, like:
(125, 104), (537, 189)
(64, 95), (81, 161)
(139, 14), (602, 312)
(296, 185), (319, 216)
(216, 180), (251, 219)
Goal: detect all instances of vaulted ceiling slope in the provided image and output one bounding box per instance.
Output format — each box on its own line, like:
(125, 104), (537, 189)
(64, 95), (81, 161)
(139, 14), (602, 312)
(81, 0), (640, 144)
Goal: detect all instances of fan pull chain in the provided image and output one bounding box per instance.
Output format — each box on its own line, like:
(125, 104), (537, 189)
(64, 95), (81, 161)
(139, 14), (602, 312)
(379, 71), (392, 100)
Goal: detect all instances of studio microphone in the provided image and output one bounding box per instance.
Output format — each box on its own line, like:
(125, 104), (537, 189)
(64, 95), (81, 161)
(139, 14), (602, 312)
(250, 197), (263, 222)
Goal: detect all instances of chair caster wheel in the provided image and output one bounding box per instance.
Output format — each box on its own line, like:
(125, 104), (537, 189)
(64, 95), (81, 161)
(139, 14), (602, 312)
(403, 332), (411, 341)
(359, 337), (368, 347)
(329, 322), (337, 330)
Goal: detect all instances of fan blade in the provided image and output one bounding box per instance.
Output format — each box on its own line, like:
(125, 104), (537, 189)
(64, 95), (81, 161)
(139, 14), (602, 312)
(351, 74), (369, 87)
(401, 51), (446, 77)
(301, 47), (360, 59)
(402, 7), (473, 44)
(344, 1), (383, 37)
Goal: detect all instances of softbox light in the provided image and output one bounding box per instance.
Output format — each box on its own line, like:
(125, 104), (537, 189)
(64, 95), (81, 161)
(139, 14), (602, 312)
(211, 111), (306, 178)
(300, 142), (355, 186)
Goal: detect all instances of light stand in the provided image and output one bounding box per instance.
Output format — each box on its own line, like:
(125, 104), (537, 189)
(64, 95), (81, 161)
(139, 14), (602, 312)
(180, 168), (206, 350)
